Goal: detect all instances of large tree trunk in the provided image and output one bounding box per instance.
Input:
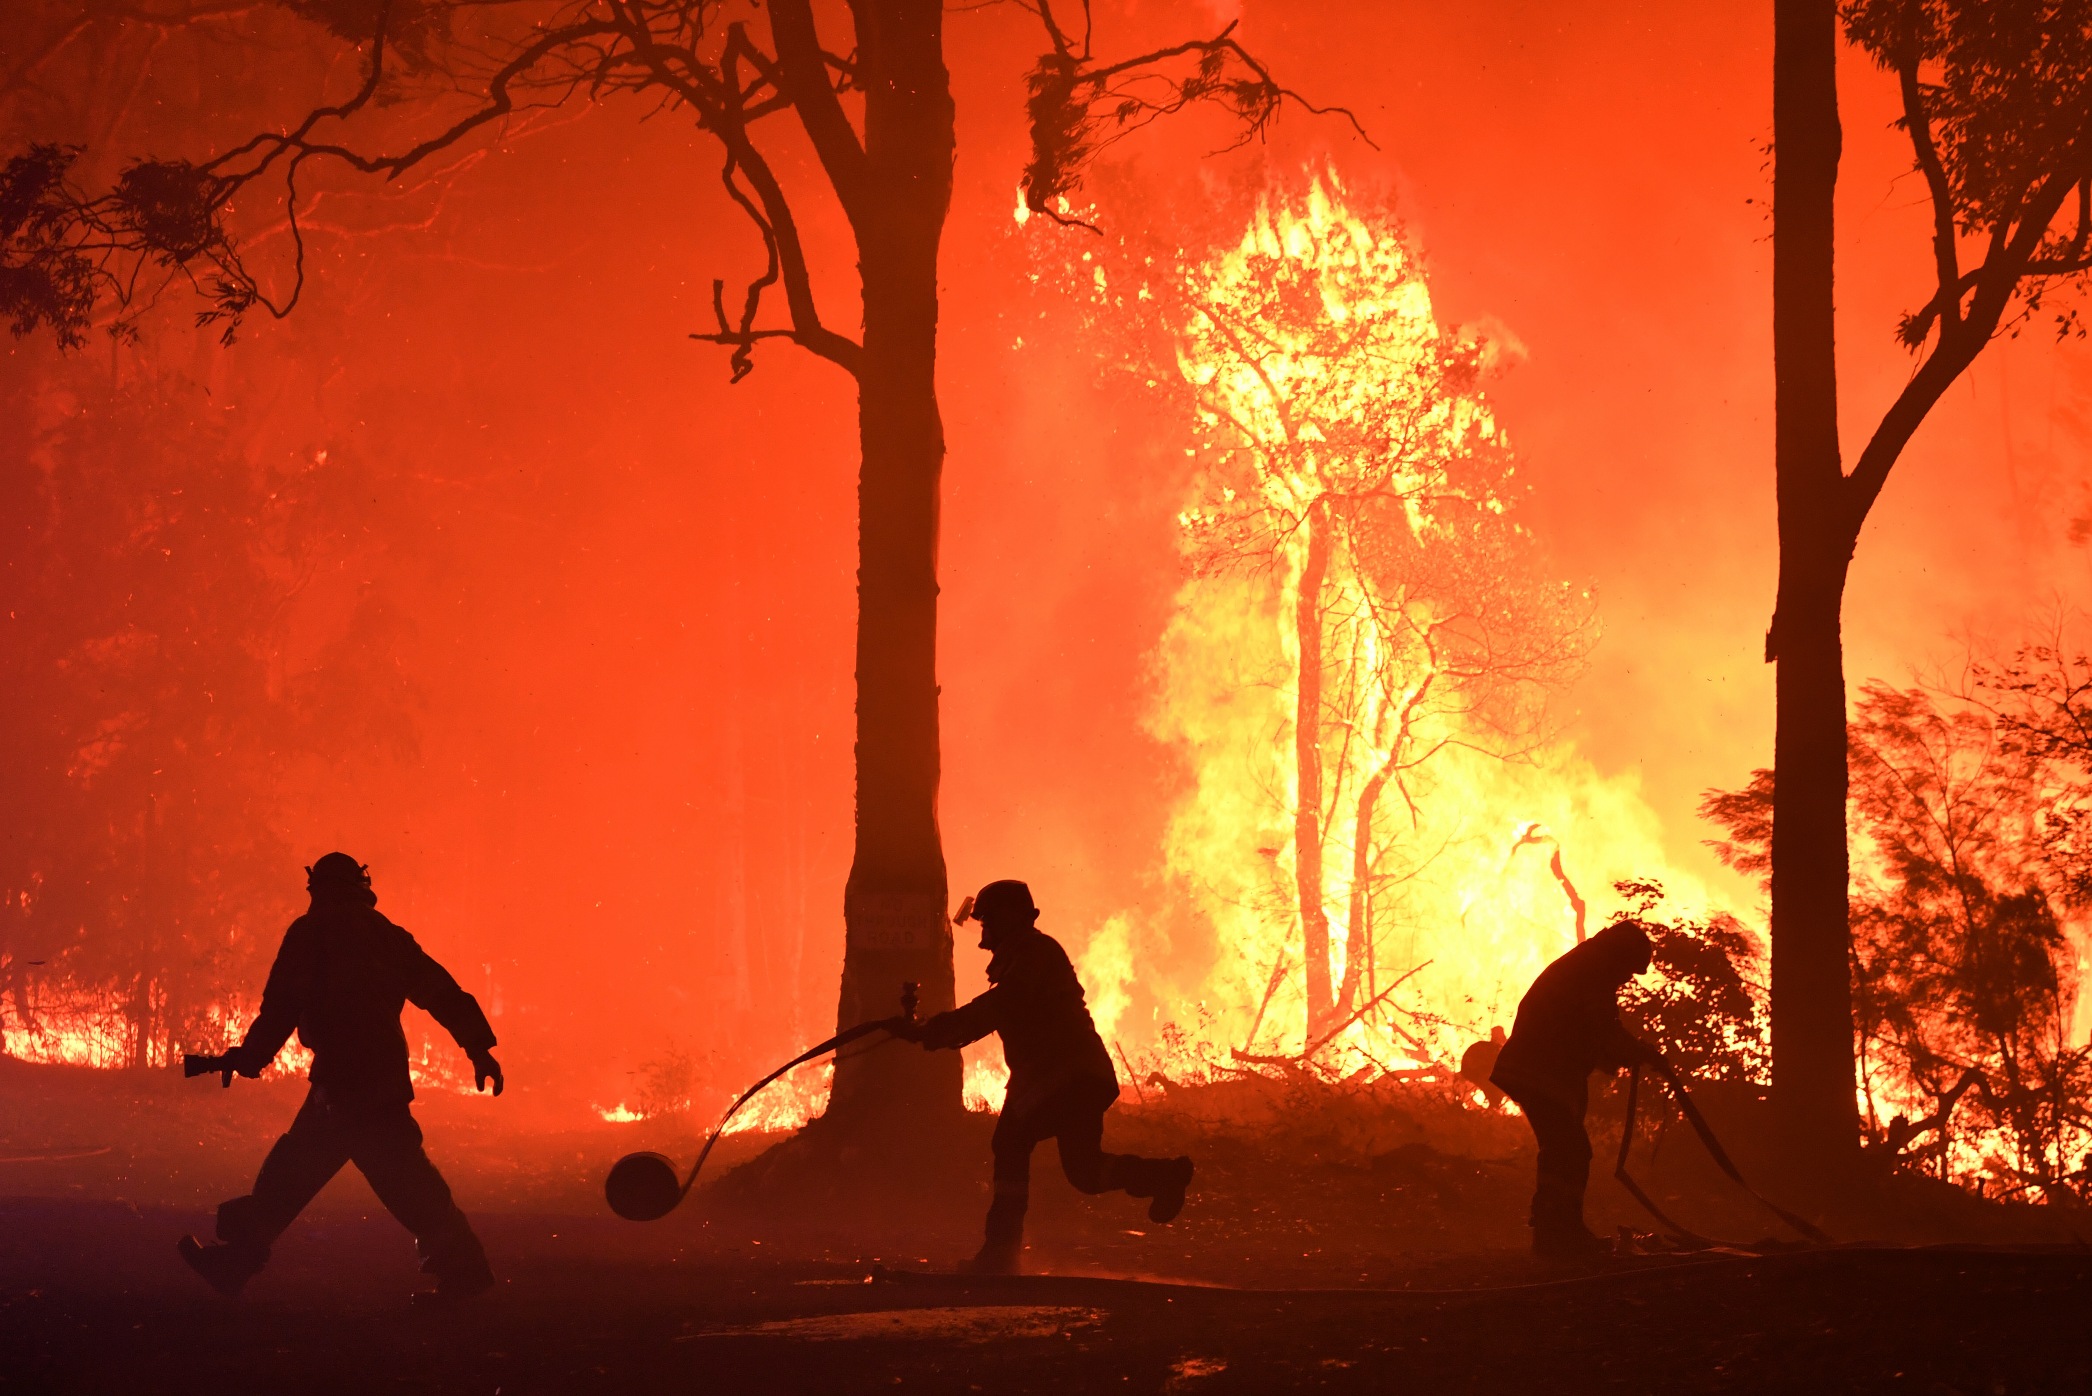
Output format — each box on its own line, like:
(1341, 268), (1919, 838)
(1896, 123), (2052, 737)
(1769, 0), (1859, 1162)
(1294, 500), (1335, 1039)
(824, 0), (964, 1125)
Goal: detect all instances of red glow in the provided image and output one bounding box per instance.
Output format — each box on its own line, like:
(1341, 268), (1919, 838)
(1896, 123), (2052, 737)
(2, 5), (2087, 1195)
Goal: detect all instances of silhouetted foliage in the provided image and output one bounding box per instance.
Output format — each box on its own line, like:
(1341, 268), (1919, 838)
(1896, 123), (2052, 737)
(1705, 680), (2091, 1198)
(1970, 639), (2092, 905)
(1698, 768), (1774, 883)
(1846, 682), (2088, 1197)
(0, 0), (1350, 353)
(1611, 883), (1768, 1085)
(0, 145), (97, 346)
(279, 0), (448, 64)
(1841, 0), (2092, 344)
(1018, 12), (1357, 229)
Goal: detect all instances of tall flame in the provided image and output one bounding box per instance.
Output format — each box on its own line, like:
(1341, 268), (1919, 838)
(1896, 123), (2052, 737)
(1122, 175), (1722, 1076)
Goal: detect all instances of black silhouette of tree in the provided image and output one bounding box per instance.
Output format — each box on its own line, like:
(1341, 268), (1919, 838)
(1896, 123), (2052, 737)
(1767, 0), (2092, 1164)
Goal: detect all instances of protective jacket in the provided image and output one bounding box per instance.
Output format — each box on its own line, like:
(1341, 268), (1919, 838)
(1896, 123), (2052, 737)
(1489, 936), (1642, 1113)
(918, 928), (1118, 1121)
(234, 895), (495, 1107)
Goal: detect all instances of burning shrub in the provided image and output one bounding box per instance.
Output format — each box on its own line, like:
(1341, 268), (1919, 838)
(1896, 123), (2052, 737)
(1703, 678), (2092, 1200)
(1846, 682), (2089, 1200)
(628, 1040), (700, 1120)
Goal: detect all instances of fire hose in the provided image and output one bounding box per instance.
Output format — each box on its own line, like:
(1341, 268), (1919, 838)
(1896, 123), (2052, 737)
(1614, 1054), (1831, 1247)
(603, 981), (921, 1221)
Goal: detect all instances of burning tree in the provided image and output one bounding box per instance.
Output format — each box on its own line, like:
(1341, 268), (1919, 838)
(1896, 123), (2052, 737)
(1768, 0), (2092, 1163)
(0, 1), (1355, 1125)
(1162, 178), (1589, 1058)
(1706, 680), (2092, 1199)
(1972, 638), (2092, 908)
(1847, 684), (2089, 1196)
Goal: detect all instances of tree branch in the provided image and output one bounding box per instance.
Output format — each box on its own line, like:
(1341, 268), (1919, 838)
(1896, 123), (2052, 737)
(706, 115), (862, 378)
(1845, 151), (2092, 535)
(764, 1), (869, 224)
(1894, 37), (1961, 338)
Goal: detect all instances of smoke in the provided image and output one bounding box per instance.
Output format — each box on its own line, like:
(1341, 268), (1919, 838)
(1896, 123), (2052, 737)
(5, 1), (2089, 1117)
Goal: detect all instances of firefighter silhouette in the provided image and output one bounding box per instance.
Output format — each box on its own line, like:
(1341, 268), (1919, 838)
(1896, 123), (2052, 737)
(1489, 919), (1656, 1259)
(898, 880), (1192, 1274)
(177, 853), (504, 1302)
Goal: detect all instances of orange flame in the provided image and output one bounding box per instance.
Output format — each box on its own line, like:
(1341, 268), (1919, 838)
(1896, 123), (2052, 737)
(1110, 174), (1724, 1078)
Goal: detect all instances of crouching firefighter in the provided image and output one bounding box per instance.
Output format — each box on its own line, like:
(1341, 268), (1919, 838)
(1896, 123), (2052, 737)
(895, 880), (1193, 1274)
(177, 853), (504, 1303)
(1488, 919), (1655, 1260)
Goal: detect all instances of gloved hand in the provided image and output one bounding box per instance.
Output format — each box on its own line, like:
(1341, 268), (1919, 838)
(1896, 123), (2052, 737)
(227, 1043), (266, 1079)
(471, 1049), (505, 1096)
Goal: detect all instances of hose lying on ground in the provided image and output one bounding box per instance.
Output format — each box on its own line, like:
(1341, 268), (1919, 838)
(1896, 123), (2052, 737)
(1613, 1057), (1832, 1248)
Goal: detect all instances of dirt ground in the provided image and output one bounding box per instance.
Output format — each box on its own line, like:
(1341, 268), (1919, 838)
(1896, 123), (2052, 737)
(0, 1059), (2085, 1394)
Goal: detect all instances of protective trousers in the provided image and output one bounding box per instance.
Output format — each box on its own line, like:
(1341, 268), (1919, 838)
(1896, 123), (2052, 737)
(1505, 1087), (1593, 1239)
(215, 1085), (491, 1284)
(984, 1087), (1175, 1251)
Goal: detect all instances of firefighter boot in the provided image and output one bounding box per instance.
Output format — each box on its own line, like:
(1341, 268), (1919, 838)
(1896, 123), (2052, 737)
(177, 1236), (265, 1298)
(1147, 1156), (1195, 1224)
(413, 1214), (496, 1304)
(965, 1183), (1027, 1275)
(1529, 1164), (1605, 1260)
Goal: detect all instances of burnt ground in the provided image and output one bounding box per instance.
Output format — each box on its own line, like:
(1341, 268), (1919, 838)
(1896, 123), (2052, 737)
(0, 1058), (2086, 1394)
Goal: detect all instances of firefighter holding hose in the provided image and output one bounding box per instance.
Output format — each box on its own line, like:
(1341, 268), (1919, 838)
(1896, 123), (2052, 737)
(177, 853), (504, 1303)
(1489, 918), (1657, 1260)
(894, 880), (1193, 1274)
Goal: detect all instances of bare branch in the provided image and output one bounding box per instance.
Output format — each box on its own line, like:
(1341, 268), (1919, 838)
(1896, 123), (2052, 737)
(766, 1), (869, 223)
(1845, 152), (2092, 533)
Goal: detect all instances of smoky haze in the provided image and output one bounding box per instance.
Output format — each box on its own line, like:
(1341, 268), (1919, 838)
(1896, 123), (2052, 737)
(3, 0), (2087, 1115)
